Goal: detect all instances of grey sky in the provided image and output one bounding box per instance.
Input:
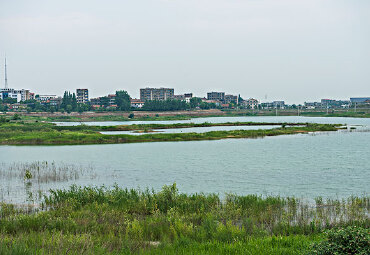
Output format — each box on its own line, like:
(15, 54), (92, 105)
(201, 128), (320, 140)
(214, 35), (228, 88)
(0, 0), (369, 103)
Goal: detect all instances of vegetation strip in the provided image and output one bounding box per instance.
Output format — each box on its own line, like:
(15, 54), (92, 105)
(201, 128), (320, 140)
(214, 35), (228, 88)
(0, 184), (369, 254)
(98, 122), (306, 131)
(0, 121), (339, 145)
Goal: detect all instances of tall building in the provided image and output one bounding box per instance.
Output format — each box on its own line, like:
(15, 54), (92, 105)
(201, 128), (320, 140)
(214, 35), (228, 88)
(207, 92), (225, 102)
(76, 89), (89, 104)
(140, 88), (174, 101)
(224, 94), (239, 104)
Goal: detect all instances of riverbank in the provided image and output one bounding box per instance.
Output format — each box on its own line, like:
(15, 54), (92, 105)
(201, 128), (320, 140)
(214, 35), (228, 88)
(0, 184), (368, 254)
(0, 122), (339, 145)
(2, 108), (370, 122)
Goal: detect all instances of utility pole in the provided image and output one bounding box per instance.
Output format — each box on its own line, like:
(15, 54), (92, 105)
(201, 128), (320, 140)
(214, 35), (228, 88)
(275, 104), (278, 116)
(4, 57), (8, 89)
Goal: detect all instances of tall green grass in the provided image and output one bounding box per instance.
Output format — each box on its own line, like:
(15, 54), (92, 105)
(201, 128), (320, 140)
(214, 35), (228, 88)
(0, 184), (368, 254)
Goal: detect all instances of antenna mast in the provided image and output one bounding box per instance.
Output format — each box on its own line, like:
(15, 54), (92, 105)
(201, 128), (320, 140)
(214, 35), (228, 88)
(4, 58), (8, 89)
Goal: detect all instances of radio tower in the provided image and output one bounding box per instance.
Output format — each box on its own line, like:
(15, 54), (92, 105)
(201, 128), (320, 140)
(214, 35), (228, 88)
(4, 57), (8, 89)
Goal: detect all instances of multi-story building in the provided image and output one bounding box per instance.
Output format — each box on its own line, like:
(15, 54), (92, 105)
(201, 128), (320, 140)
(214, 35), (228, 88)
(350, 97), (370, 104)
(260, 101), (285, 109)
(76, 89), (89, 104)
(140, 88), (174, 101)
(273, 101), (285, 109)
(0, 88), (31, 102)
(321, 99), (336, 106)
(35, 95), (57, 103)
(90, 98), (101, 105)
(242, 98), (259, 109)
(224, 94), (239, 104)
(304, 102), (321, 109)
(321, 99), (351, 108)
(207, 92), (225, 102)
(130, 99), (145, 108)
(174, 93), (193, 103)
(49, 97), (63, 107)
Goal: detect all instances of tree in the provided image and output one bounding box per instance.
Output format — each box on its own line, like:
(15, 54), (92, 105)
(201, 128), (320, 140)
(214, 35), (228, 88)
(190, 97), (202, 109)
(66, 105), (73, 114)
(115, 90), (131, 111)
(143, 99), (190, 111)
(61, 91), (77, 112)
(3, 98), (17, 104)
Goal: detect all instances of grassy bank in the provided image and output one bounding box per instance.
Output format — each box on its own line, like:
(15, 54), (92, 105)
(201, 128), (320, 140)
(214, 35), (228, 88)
(99, 122), (303, 131)
(4, 108), (370, 123)
(0, 122), (339, 145)
(0, 184), (369, 254)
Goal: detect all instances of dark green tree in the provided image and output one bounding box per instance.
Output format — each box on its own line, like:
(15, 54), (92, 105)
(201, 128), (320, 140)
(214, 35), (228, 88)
(115, 90), (131, 111)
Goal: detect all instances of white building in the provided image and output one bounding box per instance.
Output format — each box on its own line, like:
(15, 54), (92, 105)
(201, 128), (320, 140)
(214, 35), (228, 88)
(130, 99), (145, 108)
(242, 98), (259, 109)
(0, 88), (31, 102)
(35, 95), (57, 102)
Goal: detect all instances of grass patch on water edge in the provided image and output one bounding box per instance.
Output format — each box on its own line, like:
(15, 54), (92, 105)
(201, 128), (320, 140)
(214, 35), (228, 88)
(0, 184), (369, 254)
(0, 122), (340, 145)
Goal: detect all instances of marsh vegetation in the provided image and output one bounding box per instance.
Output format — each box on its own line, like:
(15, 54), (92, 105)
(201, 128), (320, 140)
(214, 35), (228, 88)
(0, 184), (368, 254)
(0, 121), (340, 145)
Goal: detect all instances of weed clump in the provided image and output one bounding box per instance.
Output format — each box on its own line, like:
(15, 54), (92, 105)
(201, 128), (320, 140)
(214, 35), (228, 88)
(308, 226), (370, 255)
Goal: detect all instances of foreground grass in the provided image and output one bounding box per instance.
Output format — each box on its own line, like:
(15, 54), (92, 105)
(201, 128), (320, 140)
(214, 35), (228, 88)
(0, 121), (339, 145)
(0, 184), (368, 254)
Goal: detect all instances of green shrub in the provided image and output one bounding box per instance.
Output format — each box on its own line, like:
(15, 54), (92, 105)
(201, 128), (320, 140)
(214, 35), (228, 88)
(308, 226), (370, 255)
(12, 114), (21, 120)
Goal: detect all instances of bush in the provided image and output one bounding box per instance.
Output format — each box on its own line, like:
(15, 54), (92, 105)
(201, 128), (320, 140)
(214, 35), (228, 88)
(12, 114), (21, 120)
(308, 226), (370, 255)
(128, 113), (135, 119)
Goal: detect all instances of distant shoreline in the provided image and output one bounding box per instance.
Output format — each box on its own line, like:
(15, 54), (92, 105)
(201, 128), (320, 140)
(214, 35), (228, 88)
(2, 108), (370, 122)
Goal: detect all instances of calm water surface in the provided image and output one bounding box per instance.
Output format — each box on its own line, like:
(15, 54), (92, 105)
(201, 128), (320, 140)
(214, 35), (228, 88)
(1, 116), (369, 203)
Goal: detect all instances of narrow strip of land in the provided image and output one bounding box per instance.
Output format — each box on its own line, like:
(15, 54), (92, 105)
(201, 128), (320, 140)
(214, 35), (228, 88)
(0, 121), (339, 145)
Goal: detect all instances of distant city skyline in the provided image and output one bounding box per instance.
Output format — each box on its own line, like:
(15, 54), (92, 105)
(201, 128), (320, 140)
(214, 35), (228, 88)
(0, 0), (369, 104)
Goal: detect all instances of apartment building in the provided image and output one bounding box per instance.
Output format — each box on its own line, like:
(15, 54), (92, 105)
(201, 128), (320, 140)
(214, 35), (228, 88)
(140, 88), (174, 101)
(76, 89), (89, 104)
(224, 94), (239, 104)
(174, 93), (193, 103)
(207, 92), (225, 102)
(242, 98), (259, 109)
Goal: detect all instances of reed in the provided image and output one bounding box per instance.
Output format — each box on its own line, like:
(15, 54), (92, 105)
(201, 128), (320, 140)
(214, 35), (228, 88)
(0, 161), (94, 184)
(0, 184), (368, 254)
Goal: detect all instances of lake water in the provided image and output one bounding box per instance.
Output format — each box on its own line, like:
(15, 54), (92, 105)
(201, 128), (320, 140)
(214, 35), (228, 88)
(1, 116), (370, 203)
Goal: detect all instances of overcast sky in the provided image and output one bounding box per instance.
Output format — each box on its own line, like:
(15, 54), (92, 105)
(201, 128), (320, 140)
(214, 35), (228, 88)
(0, 0), (369, 103)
